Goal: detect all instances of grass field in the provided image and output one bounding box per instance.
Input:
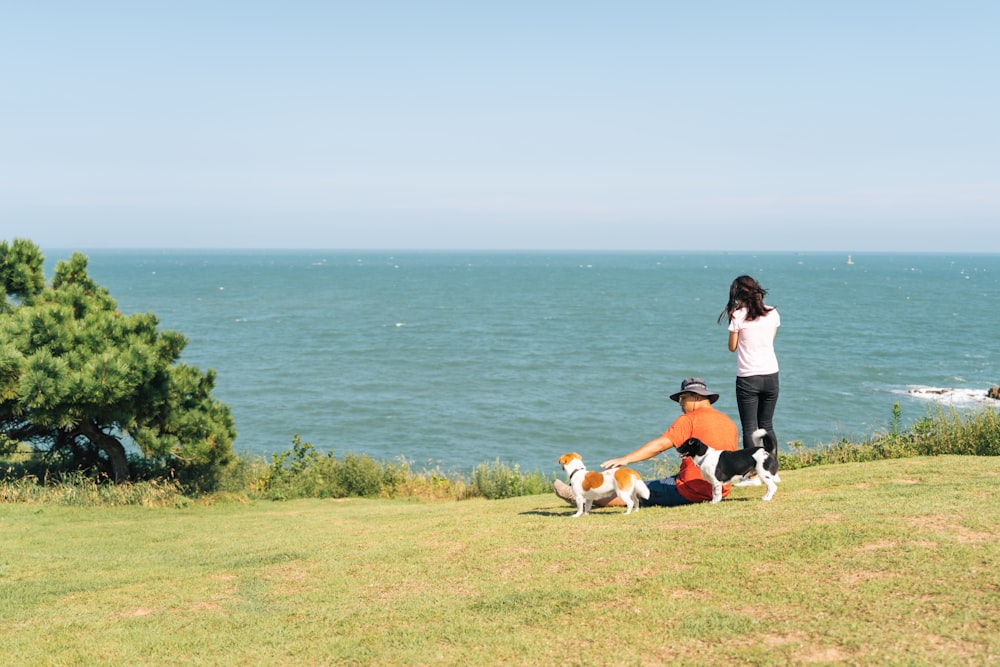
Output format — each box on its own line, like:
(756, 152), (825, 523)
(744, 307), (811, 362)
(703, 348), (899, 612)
(2, 455), (998, 666)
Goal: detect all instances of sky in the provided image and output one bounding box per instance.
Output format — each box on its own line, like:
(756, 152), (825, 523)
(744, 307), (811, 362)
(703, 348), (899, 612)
(3, 1), (999, 252)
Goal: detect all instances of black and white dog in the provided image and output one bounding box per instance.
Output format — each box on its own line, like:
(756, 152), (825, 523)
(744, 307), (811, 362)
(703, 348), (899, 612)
(675, 429), (779, 503)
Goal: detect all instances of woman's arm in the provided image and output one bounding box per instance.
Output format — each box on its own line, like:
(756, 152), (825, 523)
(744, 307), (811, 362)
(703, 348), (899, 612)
(728, 331), (739, 352)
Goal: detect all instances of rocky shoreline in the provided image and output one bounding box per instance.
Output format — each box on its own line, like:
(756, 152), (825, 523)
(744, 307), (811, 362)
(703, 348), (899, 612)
(906, 386), (1000, 402)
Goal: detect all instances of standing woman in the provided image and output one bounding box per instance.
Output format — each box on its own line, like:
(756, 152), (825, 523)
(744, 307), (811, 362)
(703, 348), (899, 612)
(719, 276), (781, 452)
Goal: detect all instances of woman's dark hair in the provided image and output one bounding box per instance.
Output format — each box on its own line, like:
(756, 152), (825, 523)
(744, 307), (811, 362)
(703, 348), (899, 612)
(718, 275), (773, 323)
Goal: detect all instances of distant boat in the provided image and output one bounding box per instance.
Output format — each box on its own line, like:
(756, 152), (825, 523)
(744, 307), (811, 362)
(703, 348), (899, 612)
(846, 255), (854, 265)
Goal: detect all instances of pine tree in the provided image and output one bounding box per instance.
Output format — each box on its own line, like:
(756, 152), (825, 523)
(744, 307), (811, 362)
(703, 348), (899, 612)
(0, 239), (235, 485)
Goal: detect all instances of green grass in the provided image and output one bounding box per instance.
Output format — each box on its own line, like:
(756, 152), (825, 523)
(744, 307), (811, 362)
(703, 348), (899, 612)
(2, 455), (998, 665)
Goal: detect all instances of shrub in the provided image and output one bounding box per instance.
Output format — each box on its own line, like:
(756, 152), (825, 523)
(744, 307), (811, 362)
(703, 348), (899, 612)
(779, 403), (1000, 470)
(5, 403), (997, 505)
(909, 405), (1000, 456)
(470, 458), (551, 499)
(258, 436), (409, 500)
(0, 470), (185, 507)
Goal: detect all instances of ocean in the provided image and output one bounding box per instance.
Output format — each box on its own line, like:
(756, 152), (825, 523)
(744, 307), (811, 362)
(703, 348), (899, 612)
(48, 249), (999, 477)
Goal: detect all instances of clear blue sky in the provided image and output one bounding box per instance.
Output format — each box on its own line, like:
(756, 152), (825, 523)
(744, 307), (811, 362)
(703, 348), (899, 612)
(3, 2), (998, 252)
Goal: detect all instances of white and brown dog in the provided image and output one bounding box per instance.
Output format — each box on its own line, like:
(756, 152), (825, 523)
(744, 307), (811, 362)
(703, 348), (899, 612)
(674, 429), (778, 503)
(557, 452), (650, 517)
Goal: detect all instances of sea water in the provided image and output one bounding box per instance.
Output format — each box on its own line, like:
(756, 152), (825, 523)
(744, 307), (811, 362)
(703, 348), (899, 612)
(48, 249), (999, 476)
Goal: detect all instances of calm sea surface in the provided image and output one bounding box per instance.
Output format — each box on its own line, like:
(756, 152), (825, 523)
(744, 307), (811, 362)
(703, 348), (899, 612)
(49, 250), (999, 477)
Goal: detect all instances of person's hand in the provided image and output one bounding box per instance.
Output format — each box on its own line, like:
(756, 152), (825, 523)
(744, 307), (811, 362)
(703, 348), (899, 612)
(601, 458), (626, 469)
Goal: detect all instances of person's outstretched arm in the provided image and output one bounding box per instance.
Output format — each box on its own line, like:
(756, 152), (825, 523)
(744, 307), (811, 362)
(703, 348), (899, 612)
(602, 435), (673, 469)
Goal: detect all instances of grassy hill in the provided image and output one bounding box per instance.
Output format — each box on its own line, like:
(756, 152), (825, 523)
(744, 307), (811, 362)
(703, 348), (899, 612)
(2, 455), (997, 665)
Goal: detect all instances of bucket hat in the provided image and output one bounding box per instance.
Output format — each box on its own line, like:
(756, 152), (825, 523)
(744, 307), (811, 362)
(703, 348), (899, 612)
(669, 377), (720, 404)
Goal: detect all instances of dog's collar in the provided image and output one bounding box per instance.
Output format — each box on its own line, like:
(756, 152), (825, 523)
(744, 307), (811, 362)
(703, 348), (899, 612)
(569, 468), (585, 481)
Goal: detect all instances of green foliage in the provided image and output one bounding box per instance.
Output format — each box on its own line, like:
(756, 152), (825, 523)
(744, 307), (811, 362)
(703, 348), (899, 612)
(0, 238), (45, 311)
(469, 458), (551, 499)
(246, 439), (553, 502)
(908, 404), (1000, 456)
(0, 470), (185, 507)
(0, 239), (235, 487)
(258, 435), (407, 500)
(3, 394), (998, 506)
(394, 467), (471, 500)
(0, 433), (17, 457)
(779, 403), (1000, 470)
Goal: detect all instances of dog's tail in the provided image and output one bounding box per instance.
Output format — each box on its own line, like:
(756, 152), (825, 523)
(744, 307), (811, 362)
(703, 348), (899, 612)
(751, 428), (775, 452)
(635, 478), (650, 501)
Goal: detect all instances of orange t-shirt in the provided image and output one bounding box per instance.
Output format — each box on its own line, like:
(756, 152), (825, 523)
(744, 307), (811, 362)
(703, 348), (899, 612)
(663, 405), (739, 502)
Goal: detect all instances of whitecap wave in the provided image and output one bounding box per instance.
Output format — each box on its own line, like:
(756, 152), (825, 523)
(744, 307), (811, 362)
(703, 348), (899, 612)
(901, 386), (999, 405)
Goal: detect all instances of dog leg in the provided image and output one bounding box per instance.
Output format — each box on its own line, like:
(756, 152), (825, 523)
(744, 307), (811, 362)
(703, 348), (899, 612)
(710, 481), (723, 504)
(762, 453), (779, 483)
(622, 491), (637, 515)
(755, 461), (778, 502)
(766, 455), (780, 481)
(761, 474), (777, 501)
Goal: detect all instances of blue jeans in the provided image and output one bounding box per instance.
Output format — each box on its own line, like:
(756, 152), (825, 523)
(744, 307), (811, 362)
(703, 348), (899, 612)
(735, 372), (779, 451)
(644, 476), (693, 507)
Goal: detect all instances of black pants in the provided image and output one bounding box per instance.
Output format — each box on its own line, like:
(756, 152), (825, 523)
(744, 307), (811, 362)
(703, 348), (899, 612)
(735, 372), (779, 451)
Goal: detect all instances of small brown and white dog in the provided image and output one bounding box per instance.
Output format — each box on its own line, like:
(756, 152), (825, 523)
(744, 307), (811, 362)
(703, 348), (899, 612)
(557, 452), (650, 517)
